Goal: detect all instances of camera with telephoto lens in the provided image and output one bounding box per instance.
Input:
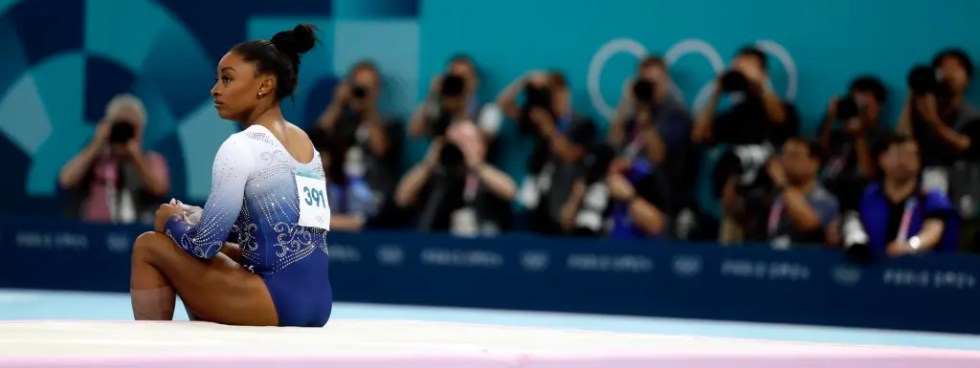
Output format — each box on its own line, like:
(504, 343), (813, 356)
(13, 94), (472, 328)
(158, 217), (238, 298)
(431, 108), (455, 138)
(519, 84), (554, 134)
(632, 79), (656, 104)
(908, 65), (940, 95)
(108, 120), (136, 144)
(836, 96), (861, 120)
(351, 85), (368, 99)
(438, 141), (467, 174)
(841, 211), (873, 264)
(573, 143), (617, 235)
(720, 70), (750, 93)
(440, 74), (466, 97)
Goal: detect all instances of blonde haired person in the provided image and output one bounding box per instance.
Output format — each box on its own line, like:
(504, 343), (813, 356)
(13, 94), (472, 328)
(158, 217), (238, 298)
(59, 93), (170, 224)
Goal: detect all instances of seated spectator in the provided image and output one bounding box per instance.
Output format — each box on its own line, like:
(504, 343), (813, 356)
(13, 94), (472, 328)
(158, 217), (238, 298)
(760, 138), (840, 248)
(497, 70), (597, 234)
(859, 135), (960, 257)
(819, 76), (890, 213)
(609, 56), (695, 223)
(409, 55), (502, 141)
(59, 94), (170, 225)
(561, 143), (669, 239)
(896, 48), (980, 194)
(690, 46), (800, 244)
(308, 60), (402, 228)
(395, 122), (515, 236)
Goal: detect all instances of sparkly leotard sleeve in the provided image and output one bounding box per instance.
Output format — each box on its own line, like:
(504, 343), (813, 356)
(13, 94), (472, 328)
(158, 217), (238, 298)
(164, 135), (254, 259)
(163, 125), (333, 327)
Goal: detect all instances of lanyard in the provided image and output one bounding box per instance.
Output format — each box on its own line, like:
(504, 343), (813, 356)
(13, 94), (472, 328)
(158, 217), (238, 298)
(768, 198), (784, 237)
(896, 197), (919, 242)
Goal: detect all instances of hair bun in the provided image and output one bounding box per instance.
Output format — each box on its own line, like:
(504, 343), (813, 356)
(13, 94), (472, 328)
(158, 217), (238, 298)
(271, 24), (317, 57)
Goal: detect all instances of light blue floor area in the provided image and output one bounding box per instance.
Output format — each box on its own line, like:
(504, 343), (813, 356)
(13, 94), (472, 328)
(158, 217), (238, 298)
(2, 288), (980, 351)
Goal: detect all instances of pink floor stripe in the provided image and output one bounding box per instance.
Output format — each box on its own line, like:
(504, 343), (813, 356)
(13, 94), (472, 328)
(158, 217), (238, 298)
(3, 354), (980, 368)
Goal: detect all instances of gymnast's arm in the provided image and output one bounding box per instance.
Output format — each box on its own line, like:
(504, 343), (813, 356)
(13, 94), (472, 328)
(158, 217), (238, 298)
(164, 137), (253, 259)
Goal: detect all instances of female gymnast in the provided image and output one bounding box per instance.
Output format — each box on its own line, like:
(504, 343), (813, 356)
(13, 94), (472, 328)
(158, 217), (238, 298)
(129, 24), (333, 327)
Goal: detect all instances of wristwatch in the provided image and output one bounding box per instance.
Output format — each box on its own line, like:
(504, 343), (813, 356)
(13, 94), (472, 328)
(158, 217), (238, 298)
(908, 236), (922, 251)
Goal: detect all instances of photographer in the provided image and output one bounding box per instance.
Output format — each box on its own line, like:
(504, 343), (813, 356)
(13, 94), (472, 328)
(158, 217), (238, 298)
(818, 76), (890, 213)
(497, 70), (597, 234)
(609, 56), (694, 224)
(309, 60), (401, 228)
(690, 46), (800, 243)
(395, 121), (515, 236)
(896, 49), (980, 193)
(409, 55), (501, 140)
(59, 94), (170, 224)
(858, 135), (959, 257)
(561, 143), (669, 239)
(758, 138), (840, 248)
(692, 46), (799, 147)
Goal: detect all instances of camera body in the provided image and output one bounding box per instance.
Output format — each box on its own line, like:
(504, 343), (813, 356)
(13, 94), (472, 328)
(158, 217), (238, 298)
(108, 120), (136, 144)
(720, 70), (750, 93)
(908, 65), (940, 95)
(351, 85), (368, 99)
(519, 85), (555, 134)
(429, 74), (470, 138)
(836, 96), (861, 120)
(431, 109), (454, 138)
(632, 79), (656, 104)
(440, 74), (466, 97)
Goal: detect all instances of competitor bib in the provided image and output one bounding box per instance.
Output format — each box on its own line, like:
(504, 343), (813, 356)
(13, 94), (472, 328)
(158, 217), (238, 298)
(295, 172), (331, 230)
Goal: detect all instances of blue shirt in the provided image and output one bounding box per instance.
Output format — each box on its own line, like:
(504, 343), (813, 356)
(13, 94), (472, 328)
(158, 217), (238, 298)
(609, 158), (666, 240)
(859, 182), (959, 253)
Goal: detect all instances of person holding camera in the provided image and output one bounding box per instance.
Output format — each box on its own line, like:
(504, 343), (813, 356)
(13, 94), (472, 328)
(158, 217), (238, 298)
(560, 143), (669, 239)
(818, 76), (890, 215)
(895, 49), (980, 251)
(309, 60), (400, 229)
(497, 70), (598, 234)
(394, 121), (516, 236)
(609, 56), (694, 229)
(409, 55), (501, 141)
(756, 138), (840, 248)
(691, 46), (800, 244)
(857, 135), (959, 257)
(692, 46), (799, 147)
(896, 49), (980, 193)
(59, 94), (170, 224)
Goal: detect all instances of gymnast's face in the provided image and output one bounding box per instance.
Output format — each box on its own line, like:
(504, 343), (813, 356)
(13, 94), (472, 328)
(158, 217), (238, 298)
(211, 51), (275, 122)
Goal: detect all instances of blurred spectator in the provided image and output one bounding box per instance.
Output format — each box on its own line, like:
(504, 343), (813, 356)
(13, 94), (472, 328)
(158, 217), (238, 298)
(818, 76), (890, 212)
(690, 46), (800, 244)
(896, 48), (980, 193)
(692, 46), (800, 147)
(561, 143), (669, 238)
(59, 94), (170, 225)
(859, 135), (959, 257)
(497, 71), (597, 234)
(308, 61), (402, 229)
(395, 122), (515, 236)
(759, 138), (840, 248)
(409, 55), (502, 142)
(609, 56), (695, 227)
(320, 135), (375, 232)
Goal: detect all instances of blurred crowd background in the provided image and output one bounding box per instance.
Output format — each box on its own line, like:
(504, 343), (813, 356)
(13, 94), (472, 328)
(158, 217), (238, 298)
(3, 0), (980, 260)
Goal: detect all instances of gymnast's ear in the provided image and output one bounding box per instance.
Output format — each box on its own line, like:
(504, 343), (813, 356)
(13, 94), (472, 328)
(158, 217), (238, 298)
(258, 75), (276, 99)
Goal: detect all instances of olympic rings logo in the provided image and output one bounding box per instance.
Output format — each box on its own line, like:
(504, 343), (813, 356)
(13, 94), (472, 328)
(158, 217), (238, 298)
(587, 38), (797, 120)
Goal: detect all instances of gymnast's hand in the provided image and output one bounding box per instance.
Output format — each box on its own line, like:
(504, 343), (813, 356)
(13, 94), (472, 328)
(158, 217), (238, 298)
(155, 203), (182, 233)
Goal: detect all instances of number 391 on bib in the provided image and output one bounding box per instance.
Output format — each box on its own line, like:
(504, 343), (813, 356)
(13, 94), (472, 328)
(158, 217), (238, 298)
(294, 172), (331, 230)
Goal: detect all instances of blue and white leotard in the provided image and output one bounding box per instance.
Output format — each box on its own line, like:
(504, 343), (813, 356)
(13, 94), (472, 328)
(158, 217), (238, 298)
(164, 124), (332, 327)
